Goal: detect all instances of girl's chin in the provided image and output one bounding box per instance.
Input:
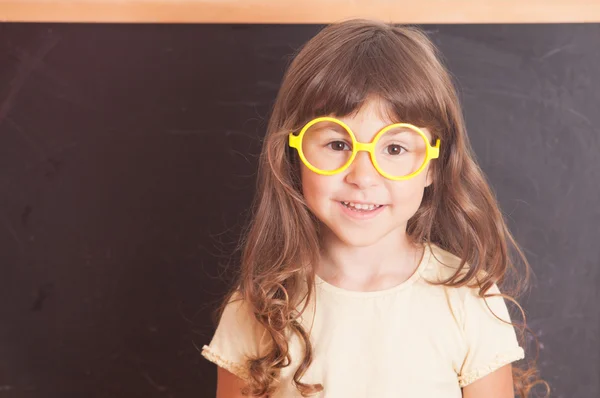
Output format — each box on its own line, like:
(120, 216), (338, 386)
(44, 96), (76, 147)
(327, 228), (387, 248)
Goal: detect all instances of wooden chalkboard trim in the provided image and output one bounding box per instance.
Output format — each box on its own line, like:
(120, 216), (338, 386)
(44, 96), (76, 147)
(1, 0), (600, 24)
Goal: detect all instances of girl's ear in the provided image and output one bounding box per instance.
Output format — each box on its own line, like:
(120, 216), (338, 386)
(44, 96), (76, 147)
(425, 166), (434, 188)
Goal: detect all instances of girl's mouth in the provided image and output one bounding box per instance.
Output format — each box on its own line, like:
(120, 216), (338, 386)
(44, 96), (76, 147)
(340, 201), (383, 212)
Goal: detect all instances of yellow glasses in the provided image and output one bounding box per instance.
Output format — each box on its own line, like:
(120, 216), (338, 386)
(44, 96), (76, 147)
(288, 117), (441, 181)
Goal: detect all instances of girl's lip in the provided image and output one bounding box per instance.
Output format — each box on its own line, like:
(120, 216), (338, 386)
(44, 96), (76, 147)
(339, 200), (383, 205)
(338, 201), (387, 220)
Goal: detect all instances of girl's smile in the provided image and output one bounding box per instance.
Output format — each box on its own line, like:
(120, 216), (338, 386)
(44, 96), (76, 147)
(338, 201), (387, 220)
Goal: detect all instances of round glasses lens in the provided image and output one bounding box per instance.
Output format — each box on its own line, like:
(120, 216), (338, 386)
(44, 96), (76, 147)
(374, 126), (428, 178)
(301, 120), (353, 172)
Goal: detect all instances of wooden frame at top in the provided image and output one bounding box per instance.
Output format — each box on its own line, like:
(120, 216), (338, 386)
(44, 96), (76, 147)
(0, 0), (599, 23)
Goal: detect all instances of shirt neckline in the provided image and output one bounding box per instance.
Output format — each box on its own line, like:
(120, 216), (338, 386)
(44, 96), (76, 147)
(313, 243), (433, 298)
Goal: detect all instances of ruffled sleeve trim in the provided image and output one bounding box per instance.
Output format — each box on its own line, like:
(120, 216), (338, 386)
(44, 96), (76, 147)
(201, 345), (250, 381)
(458, 346), (525, 387)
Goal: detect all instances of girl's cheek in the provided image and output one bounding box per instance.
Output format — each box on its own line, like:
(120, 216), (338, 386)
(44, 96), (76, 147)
(301, 173), (334, 205)
(389, 180), (427, 206)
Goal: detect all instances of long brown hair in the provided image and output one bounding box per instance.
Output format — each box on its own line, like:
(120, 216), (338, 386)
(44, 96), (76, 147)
(221, 19), (549, 397)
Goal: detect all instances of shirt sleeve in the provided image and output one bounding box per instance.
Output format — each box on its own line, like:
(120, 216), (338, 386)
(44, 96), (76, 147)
(457, 283), (525, 387)
(202, 291), (270, 380)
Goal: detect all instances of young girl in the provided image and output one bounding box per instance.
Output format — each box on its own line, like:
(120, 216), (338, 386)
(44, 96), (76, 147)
(202, 19), (547, 398)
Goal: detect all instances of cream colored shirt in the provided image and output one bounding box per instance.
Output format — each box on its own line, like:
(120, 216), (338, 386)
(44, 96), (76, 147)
(202, 243), (525, 397)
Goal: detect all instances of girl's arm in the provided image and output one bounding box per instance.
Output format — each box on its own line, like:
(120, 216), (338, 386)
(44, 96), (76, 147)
(462, 364), (514, 398)
(216, 367), (267, 398)
(216, 367), (247, 398)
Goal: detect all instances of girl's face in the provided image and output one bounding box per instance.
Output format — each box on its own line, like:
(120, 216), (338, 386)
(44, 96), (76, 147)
(300, 97), (434, 247)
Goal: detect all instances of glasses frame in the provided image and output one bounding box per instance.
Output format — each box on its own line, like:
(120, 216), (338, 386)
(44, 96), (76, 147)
(288, 116), (441, 181)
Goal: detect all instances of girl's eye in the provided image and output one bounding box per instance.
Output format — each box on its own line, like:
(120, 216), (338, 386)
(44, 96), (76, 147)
(386, 144), (406, 155)
(328, 141), (351, 151)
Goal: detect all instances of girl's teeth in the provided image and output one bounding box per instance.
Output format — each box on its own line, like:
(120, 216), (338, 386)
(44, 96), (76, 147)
(341, 202), (382, 211)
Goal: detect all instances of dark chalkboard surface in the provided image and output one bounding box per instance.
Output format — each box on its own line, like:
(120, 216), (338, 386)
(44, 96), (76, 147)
(0, 23), (598, 398)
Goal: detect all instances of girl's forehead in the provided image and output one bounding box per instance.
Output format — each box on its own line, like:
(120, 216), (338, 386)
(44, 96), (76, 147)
(332, 98), (433, 141)
(335, 97), (395, 125)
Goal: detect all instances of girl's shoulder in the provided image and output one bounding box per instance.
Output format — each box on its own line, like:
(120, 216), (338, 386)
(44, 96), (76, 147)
(423, 243), (467, 282)
(421, 243), (504, 310)
(423, 243), (515, 324)
(423, 245), (524, 386)
(424, 243), (488, 287)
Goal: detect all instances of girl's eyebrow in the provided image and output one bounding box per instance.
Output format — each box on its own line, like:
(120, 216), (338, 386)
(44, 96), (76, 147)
(380, 128), (412, 135)
(381, 128), (423, 139)
(313, 122), (348, 132)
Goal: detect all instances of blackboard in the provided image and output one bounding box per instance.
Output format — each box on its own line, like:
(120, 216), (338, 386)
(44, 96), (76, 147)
(0, 23), (598, 398)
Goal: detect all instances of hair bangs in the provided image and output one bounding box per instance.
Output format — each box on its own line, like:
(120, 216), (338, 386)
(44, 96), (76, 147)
(288, 29), (446, 136)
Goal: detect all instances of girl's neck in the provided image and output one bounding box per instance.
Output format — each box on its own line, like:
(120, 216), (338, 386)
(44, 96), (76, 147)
(316, 226), (423, 292)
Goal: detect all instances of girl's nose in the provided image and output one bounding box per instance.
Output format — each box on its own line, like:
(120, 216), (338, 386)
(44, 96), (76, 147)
(344, 151), (380, 188)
